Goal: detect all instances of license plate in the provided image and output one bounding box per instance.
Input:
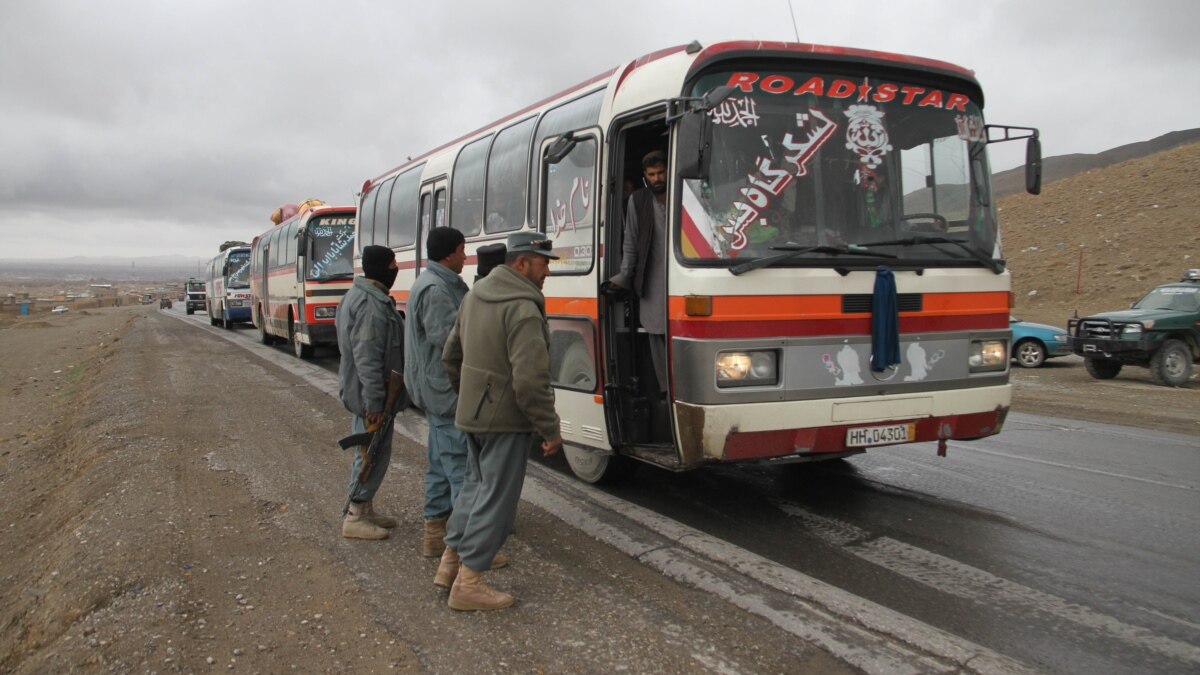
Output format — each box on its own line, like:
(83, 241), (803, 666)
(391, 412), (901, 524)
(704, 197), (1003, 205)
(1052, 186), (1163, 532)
(846, 423), (915, 447)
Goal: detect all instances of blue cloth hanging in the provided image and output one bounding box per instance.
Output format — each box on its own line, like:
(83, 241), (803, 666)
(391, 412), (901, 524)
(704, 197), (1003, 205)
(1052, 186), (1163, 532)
(871, 266), (901, 372)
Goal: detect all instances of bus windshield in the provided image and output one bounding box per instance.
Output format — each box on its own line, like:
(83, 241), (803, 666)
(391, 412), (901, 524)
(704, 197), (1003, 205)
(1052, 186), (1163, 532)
(680, 68), (997, 269)
(226, 250), (251, 288)
(306, 218), (356, 280)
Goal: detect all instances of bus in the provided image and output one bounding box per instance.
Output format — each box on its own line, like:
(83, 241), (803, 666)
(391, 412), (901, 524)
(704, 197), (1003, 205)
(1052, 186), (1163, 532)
(205, 246), (252, 329)
(185, 277), (206, 315)
(354, 40), (1042, 483)
(249, 203), (356, 358)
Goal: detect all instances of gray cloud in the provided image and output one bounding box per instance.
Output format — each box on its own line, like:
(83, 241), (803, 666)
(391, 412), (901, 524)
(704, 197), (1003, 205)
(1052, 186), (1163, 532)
(1, 0), (1196, 258)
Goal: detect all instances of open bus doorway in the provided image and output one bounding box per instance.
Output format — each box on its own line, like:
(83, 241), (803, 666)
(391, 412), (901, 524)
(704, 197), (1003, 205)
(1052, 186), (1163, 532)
(600, 114), (676, 472)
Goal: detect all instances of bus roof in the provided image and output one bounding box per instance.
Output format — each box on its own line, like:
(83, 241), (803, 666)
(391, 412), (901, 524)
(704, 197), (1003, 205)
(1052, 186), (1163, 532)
(363, 39), (981, 189)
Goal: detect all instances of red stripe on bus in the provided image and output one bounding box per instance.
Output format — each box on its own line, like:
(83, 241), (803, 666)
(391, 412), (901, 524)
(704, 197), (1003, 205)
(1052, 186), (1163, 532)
(720, 409), (1004, 461)
(692, 41), (978, 82)
(670, 312), (1008, 339)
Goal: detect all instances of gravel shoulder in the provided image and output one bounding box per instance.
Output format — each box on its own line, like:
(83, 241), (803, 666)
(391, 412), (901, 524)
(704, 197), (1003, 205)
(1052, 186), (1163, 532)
(0, 306), (848, 673)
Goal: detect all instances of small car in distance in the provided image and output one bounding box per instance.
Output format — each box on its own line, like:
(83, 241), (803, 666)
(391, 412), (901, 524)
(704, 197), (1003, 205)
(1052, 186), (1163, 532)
(51, 305), (69, 314)
(1011, 317), (1071, 368)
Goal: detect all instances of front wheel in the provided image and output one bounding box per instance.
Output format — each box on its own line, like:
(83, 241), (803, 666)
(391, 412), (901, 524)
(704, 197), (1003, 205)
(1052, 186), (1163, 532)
(563, 447), (638, 484)
(290, 321), (314, 359)
(1013, 339), (1047, 368)
(1084, 357), (1122, 380)
(1150, 339), (1193, 387)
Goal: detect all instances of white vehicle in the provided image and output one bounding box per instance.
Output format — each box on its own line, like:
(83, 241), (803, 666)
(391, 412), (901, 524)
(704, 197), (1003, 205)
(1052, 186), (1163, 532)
(205, 247), (253, 329)
(356, 40), (1042, 483)
(51, 305), (69, 314)
(249, 204), (356, 358)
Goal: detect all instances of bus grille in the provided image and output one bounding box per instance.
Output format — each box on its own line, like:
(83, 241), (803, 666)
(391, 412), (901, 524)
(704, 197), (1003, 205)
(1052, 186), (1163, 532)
(842, 294), (922, 314)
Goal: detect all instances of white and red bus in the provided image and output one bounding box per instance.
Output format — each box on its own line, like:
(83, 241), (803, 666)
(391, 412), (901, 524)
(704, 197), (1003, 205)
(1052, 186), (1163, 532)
(205, 246), (252, 329)
(355, 40), (1041, 483)
(249, 203), (356, 358)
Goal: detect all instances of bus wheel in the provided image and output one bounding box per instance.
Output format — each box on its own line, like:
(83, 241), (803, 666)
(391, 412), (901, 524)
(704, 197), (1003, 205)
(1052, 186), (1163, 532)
(257, 309), (274, 345)
(563, 447), (637, 484)
(290, 321), (314, 359)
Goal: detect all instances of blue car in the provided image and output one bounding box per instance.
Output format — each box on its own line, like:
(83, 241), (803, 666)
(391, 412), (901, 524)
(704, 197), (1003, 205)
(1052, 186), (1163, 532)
(1011, 317), (1073, 368)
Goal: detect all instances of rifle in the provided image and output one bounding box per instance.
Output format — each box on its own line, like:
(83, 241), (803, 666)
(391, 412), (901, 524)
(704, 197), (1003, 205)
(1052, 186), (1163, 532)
(338, 370), (406, 516)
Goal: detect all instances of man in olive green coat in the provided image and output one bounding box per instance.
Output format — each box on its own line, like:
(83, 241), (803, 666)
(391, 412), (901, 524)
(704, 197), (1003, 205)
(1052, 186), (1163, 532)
(437, 231), (562, 611)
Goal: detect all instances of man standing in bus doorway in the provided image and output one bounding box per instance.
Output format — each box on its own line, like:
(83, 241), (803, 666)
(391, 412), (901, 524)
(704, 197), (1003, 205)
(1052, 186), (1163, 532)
(336, 244), (405, 540)
(406, 227), (509, 567)
(607, 150), (670, 398)
(437, 231), (562, 611)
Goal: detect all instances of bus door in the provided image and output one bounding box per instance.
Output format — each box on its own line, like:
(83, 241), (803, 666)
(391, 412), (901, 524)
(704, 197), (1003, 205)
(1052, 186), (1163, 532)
(537, 129), (610, 458)
(600, 112), (675, 454)
(417, 178), (447, 273)
(259, 235), (271, 329)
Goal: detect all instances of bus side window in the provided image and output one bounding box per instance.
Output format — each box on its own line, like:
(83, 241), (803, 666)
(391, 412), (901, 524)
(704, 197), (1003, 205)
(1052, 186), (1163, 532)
(543, 136), (597, 274)
(548, 318), (597, 392)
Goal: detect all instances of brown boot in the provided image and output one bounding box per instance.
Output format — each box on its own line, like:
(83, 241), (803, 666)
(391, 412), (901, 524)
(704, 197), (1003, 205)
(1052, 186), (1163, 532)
(491, 552), (509, 569)
(448, 565), (513, 611)
(342, 502), (389, 540)
(422, 517), (448, 557)
(363, 501), (398, 529)
(434, 547), (460, 589)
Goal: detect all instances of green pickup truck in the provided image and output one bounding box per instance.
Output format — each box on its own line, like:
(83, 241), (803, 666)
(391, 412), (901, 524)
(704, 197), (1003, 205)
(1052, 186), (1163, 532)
(1068, 269), (1200, 386)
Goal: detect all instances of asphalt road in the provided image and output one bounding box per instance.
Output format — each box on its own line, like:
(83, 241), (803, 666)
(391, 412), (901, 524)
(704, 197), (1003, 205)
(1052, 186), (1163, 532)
(181, 308), (1200, 673)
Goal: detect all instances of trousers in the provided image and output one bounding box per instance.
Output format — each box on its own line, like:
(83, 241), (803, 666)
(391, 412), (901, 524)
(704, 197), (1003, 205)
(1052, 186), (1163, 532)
(423, 412), (469, 519)
(444, 431), (532, 572)
(346, 414), (394, 503)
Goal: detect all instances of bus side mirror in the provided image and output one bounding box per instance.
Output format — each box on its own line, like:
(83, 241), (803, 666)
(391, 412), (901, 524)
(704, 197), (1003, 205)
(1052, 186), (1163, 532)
(1025, 135), (1042, 195)
(544, 132), (577, 165)
(673, 85), (734, 180)
(677, 110), (713, 180)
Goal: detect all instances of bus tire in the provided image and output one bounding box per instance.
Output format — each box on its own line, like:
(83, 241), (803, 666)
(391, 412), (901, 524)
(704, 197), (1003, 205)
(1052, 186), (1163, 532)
(563, 447), (638, 484)
(290, 320), (314, 359)
(257, 308), (274, 345)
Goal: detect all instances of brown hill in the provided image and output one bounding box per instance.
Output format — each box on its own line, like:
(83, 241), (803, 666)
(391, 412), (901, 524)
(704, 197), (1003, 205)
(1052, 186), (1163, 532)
(1000, 140), (1200, 327)
(992, 128), (1200, 198)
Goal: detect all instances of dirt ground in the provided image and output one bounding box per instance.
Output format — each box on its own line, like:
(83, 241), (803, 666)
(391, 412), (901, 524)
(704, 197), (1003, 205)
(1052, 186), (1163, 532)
(0, 306), (852, 674)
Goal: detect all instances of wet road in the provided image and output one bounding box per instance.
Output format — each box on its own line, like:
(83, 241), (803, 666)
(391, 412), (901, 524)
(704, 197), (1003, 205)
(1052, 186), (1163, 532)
(190, 312), (1200, 673)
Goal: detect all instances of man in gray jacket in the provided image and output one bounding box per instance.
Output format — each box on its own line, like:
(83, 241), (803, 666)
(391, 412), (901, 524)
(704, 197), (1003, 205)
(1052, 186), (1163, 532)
(437, 231), (563, 611)
(405, 228), (473, 557)
(336, 245), (405, 540)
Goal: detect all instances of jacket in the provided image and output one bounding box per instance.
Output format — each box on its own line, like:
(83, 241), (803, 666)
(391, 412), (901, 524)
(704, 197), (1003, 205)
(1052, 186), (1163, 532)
(336, 276), (405, 416)
(404, 261), (468, 417)
(442, 264), (560, 440)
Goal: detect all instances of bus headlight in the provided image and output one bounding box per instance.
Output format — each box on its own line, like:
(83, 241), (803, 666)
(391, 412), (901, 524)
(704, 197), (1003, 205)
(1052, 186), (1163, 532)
(716, 350), (778, 387)
(227, 299), (245, 308)
(314, 306), (337, 319)
(969, 340), (1007, 372)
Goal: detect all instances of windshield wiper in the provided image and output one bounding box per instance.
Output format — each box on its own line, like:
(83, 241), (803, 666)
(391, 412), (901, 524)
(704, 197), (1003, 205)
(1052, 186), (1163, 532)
(854, 236), (1005, 274)
(730, 243), (895, 276)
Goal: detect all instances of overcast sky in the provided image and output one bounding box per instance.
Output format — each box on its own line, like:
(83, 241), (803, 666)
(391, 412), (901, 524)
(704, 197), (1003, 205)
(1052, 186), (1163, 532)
(2, 0), (1196, 260)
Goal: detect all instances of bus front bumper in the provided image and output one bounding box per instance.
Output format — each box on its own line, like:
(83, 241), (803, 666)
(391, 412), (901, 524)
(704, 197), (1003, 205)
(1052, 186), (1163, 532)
(674, 385), (1010, 467)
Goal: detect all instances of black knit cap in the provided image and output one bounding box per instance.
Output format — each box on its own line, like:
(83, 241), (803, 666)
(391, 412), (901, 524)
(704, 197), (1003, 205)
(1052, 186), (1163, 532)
(475, 243), (506, 279)
(361, 245), (396, 283)
(426, 226), (465, 263)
